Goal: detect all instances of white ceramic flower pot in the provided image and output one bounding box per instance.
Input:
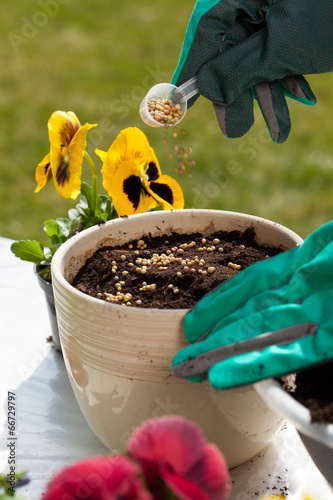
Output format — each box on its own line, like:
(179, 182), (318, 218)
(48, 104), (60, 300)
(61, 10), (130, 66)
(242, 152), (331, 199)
(51, 209), (303, 468)
(256, 378), (333, 485)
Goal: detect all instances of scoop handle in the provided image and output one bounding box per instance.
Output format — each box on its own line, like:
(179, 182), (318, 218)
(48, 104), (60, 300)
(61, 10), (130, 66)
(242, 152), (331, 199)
(173, 77), (199, 103)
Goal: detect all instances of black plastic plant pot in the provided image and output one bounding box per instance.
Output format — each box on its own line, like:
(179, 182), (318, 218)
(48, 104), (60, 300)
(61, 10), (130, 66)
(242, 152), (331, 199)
(34, 265), (62, 352)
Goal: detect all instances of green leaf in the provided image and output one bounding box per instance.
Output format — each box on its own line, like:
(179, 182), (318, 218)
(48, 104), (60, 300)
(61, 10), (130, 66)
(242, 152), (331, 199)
(50, 234), (60, 246)
(99, 195), (112, 213)
(75, 198), (89, 217)
(69, 217), (81, 234)
(68, 208), (80, 220)
(43, 220), (60, 239)
(80, 182), (93, 209)
(55, 217), (72, 237)
(0, 493), (29, 500)
(38, 265), (51, 281)
(97, 195), (115, 221)
(10, 241), (46, 264)
(44, 247), (53, 260)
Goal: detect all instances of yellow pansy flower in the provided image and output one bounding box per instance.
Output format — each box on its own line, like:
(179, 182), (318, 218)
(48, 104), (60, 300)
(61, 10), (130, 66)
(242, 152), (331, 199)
(35, 111), (97, 199)
(96, 127), (184, 216)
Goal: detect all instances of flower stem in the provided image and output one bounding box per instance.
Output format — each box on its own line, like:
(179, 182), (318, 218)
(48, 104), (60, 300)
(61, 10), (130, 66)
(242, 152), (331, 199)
(84, 151), (98, 215)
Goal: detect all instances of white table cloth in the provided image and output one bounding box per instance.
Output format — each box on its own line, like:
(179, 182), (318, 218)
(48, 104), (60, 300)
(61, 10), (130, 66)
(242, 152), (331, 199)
(0, 236), (332, 500)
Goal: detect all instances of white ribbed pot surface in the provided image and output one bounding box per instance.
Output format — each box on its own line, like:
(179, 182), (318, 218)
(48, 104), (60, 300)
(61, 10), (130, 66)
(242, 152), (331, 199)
(51, 209), (303, 468)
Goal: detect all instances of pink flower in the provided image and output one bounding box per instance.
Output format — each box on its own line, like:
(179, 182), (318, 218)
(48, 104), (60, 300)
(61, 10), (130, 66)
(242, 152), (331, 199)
(127, 416), (230, 500)
(42, 454), (152, 500)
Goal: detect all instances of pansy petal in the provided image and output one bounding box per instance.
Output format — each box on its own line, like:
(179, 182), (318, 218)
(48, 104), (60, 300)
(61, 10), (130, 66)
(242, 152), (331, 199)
(35, 152), (52, 193)
(101, 152), (141, 200)
(43, 455), (152, 500)
(144, 175), (184, 210)
(162, 468), (208, 500)
(102, 158), (140, 207)
(128, 417), (229, 500)
(69, 122), (97, 174)
(95, 148), (108, 162)
(51, 147), (80, 199)
(108, 161), (155, 216)
(186, 444), (229, 500)
(48, 110), (81, 150)
(145, 161), (160, 182)
(104, 127), (150, 179)
(128, 416), (206, 475)
(197, 444), (230, 500)
(147, 197), (157, 210)
(140, 191), (158, 212)
(50, 121), (96, 200)
(100, 128), (148, 198)
(146, 146), (162, 180)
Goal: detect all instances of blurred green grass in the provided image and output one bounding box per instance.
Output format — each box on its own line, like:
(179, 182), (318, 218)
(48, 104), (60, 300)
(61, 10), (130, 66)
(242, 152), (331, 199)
(1, 0), (333, 245)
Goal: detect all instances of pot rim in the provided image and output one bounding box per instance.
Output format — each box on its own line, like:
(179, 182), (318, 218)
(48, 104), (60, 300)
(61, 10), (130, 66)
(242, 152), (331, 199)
(51, 209), (303, 315)
(255, 378), (333, 448)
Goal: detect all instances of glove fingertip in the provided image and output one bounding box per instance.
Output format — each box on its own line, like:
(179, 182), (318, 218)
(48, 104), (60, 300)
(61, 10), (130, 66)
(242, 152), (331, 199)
(171, 354), (205, 383)
(252, 81), (291, 144)
(213, 91), (254, 139)
(280, 76), (317, 106)
(183, 311), (204, 343)
(213, 103), (228, 137)
(171, 349), (189, 370)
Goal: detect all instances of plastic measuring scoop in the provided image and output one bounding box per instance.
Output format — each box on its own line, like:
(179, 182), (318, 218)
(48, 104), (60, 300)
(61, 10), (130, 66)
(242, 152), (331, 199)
(139, 77), (199, 127)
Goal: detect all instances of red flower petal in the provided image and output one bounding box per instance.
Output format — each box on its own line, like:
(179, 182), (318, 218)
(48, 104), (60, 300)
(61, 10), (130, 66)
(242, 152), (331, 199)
(128, 416), (206, 473)
(128, 416), (229, 500)
(162, 468), (208, 500)
(189, 444), (230, 500)
(43, 455), (152, 500)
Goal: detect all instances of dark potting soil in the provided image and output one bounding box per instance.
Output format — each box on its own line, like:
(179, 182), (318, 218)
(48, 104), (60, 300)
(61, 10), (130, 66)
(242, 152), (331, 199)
(281, 362), (333, 424)
(72, 227), (281, 309)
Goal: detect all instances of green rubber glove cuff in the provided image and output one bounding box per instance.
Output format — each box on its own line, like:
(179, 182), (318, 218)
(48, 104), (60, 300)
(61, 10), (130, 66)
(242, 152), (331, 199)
(172, 0), (222, 86)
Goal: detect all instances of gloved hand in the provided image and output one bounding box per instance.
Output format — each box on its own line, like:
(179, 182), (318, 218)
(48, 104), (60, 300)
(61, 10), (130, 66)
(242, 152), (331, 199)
(172, 0), (333, 143)
(171, 221), (333, 389)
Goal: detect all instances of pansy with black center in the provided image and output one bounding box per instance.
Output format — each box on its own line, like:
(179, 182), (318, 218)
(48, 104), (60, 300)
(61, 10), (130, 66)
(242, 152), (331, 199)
(96, 127), (184, 216)
(35, 111), (97, 199)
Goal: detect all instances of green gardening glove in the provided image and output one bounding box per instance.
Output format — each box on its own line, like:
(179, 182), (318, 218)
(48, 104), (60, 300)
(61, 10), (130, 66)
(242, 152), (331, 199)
(171, 221), (333, 388)
(172, 0), (333, 142)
